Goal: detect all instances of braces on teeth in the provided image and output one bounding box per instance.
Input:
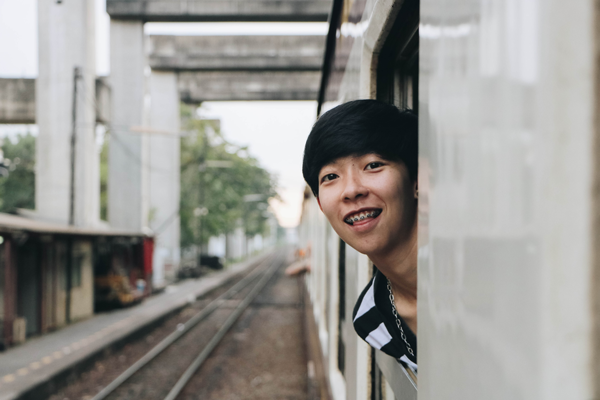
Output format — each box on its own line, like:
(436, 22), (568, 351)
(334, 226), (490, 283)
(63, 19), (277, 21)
(345, 210), (380, 224)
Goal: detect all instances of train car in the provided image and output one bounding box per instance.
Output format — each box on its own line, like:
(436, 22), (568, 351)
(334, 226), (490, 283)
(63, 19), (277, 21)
(301, 0), (600, 399)
(300, 1), (419, 399)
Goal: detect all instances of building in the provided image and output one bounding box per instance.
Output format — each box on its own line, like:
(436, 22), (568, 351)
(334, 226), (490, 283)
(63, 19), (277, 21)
(0, 213), (152, 350)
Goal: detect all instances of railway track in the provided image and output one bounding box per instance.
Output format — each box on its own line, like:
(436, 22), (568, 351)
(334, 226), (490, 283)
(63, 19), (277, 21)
(87, 250), (289, 400)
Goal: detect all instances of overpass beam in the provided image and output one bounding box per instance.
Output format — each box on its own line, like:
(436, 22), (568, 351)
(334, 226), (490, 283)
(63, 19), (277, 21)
(107, 0), (332, 22)
(148, 35), (325, 71)
(177, 71), (321, 102)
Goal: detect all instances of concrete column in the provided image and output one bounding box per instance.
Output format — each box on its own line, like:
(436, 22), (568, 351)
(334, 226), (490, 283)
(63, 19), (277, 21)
(36, 0), (98, 226)
(148, 71), (180, 286)
(108, 20), (149, 231)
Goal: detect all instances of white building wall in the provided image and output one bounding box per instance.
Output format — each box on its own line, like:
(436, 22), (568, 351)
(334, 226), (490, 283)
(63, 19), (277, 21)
(226, 226), (246, 260)
(36, 0), (98, 227)
(247, 234), (263, 254)
(208, 235), (226, 258)
(420, 0), (597, 399)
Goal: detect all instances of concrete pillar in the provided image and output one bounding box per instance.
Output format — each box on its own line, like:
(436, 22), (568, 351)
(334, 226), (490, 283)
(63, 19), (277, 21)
(148, 71), (180, 286)
(36, 0), (98, 226)
(108, 20), (149, 231)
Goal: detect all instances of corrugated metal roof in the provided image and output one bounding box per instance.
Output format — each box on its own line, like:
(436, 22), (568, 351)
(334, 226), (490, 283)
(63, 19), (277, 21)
(0, 213), (151, 237)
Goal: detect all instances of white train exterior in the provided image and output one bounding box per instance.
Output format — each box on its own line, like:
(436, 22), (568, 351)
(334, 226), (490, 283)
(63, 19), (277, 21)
(301, 0), (600, 399)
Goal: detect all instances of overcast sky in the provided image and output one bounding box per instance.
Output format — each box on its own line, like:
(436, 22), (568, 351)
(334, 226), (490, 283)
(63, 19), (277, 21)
(0, 0), (326, 227)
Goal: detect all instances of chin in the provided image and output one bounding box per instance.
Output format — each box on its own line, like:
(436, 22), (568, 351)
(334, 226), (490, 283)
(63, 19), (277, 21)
(343, 237), (378, 257)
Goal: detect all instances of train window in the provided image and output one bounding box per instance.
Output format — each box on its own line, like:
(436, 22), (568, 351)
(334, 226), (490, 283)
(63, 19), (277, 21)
(337, 238), (346, 376)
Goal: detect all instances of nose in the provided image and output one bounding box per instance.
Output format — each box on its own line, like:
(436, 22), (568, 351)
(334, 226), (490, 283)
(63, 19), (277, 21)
(341, 171), (368, 201)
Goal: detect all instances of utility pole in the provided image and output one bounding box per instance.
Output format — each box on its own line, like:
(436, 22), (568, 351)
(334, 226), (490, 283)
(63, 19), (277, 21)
(66, 66), (80, 323)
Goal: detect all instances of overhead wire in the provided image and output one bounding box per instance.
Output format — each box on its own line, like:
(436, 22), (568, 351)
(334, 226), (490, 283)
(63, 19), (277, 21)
(73, 77), (176, 175)
(55, 69), (215, 233)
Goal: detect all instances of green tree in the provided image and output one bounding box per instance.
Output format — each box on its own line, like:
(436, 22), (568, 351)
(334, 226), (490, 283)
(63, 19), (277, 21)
(180, 105), (277, 249)
(0, 133), (36, 213)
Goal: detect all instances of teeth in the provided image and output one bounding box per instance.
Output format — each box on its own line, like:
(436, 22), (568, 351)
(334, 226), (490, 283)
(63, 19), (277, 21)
(345, 210), (380, 224)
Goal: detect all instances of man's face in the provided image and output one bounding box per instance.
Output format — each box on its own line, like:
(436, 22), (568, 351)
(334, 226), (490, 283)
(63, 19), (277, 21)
(317, 153), (417, 258)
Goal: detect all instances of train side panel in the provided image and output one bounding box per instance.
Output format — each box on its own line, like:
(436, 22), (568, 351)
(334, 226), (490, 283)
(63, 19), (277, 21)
(420, 0), (599, 399)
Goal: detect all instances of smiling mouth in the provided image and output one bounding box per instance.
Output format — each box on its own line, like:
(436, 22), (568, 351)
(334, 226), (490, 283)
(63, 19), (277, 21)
(344, 209), (382, 225)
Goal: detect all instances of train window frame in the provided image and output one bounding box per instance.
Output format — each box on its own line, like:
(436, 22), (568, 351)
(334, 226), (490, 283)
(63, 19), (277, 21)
(373, 0), (420, 395)
(376, 0), (419, 112)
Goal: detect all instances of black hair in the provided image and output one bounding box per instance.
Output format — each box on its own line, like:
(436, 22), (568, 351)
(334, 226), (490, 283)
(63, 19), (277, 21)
(302, 99), (417, 197)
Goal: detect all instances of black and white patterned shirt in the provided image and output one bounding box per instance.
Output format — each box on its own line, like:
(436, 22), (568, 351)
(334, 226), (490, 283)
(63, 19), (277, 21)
(352, 269), (418, 372)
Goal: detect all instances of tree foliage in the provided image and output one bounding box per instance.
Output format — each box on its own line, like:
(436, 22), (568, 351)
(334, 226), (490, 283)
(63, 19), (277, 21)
(180, 105), (277, 249)
(0, 133), (36, 213)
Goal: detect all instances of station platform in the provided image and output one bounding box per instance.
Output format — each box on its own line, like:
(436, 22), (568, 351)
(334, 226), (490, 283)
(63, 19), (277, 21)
(0, 253), (267, 400)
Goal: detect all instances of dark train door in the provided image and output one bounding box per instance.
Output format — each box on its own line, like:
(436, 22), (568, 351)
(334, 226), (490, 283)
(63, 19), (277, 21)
(17, 242), (41, 336)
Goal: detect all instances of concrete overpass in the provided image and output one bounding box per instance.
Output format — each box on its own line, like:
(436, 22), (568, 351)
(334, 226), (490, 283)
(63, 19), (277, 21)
(178, 71), (320, 102)
(0, 79), (35, 124)
(8, 0), (328, 286)
(150, 34), (324, 101)
(107, 0), (332, 21)
(0, 78), (112, 125)
(0, 35), (324, 123)
(149, 35), (324, 71)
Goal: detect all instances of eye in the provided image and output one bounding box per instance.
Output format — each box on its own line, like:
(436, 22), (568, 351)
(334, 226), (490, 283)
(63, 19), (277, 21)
(321, 173), (338, 183)
(365, 161), (384, 170)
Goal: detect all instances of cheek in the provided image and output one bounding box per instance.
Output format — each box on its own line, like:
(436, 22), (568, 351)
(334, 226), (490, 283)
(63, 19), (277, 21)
(317, 195), (338, 222)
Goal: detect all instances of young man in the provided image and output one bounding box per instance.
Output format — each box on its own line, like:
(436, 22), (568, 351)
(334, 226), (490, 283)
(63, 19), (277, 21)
(302, 99), (418, 372)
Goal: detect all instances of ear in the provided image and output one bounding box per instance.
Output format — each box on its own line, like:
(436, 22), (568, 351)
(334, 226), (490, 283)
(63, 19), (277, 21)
(413, 180), (418, 200)
(317, 196), (323, 212)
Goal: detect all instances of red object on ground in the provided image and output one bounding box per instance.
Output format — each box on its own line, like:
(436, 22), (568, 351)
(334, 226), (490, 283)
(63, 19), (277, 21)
(143, 238), (154, 278)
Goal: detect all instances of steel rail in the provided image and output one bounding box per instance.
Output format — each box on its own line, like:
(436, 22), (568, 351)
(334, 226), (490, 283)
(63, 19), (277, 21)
(90, 253), (275, 400)
(163, 252), (283, 400)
